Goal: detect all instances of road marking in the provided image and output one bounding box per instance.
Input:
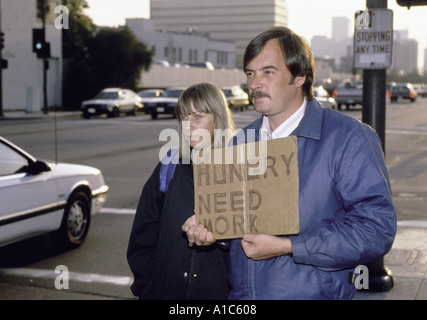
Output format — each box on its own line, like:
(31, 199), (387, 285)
(99, 208), (427, 229)
(100, 207), (136, 215)
(0, 267), (133, 286)
(386, 128), (427, 135)
(397, 220), (427, 228)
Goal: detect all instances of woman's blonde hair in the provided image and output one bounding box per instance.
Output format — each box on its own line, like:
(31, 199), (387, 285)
(175, 82), (236, 156)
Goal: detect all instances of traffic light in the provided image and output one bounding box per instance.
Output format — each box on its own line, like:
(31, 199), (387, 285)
(32, 28), (51, 58)
(1, 32), (4, 50)
(396, 0), (427, 8)
(33, 28), (44, 56)
(32, 28), (50, 58)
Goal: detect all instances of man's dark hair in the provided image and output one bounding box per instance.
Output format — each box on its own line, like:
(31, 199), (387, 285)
(243, 26), (315, 101)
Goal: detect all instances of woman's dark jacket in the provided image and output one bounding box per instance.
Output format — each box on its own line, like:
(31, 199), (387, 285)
(127, 161), (230, 300)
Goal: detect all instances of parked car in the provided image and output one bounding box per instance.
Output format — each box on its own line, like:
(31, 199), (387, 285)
(0, 136), (109, 249)
(187, 61), (215, 70)
(314, 86), (338, 109)
(137, 89), (164, 106)
(81, 88), (143, 119)
(413, 84), (423, 97)
(332, 81), (363, 110)
(417, 84), (427, 98)
(221, 85), (250, 111)
(388, 83), (418, 103)
(144, 87), (186, 119)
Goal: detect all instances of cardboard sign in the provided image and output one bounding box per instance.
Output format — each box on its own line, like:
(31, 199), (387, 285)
(193, 136), (299, 239)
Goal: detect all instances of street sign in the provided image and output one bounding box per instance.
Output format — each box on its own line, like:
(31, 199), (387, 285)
(354, 8), (393, 69)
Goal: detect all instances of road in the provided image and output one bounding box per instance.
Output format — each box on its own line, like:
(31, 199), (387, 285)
(0, 98), (426, 299)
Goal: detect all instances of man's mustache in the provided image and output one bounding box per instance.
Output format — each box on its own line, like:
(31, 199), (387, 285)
(250, 91), (271, 101)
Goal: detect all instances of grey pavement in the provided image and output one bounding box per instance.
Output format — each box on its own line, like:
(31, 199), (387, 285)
(354, 220), (427, 300)
(2, 109), (427, 300)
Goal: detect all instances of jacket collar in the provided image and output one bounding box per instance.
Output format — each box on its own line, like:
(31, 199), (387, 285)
(291, 98), (323, 141)
(244, 99), (324, 142)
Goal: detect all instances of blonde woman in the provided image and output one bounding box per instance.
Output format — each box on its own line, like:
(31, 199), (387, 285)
(127, 82), (235, 300)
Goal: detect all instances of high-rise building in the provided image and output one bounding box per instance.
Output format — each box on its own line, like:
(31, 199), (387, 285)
(424, 47), (427, 76)
(332, 17), (350, 42)
(150, 0), (287, 68)
(392, 30), (418, 75)
(310, 17), (352, 72)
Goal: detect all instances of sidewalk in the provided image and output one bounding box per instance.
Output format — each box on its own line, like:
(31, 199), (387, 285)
(354, 220), (427, 300)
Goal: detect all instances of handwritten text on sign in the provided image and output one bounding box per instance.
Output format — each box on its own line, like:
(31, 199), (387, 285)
(193, 137), (300, 239)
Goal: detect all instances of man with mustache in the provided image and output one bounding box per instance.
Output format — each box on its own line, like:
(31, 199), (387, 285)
(183, 26), (396, 300)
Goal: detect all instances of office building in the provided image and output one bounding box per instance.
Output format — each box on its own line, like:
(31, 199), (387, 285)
(424, 47), (427, 76)
(150, 0), (287, 68)
(1, 0), (62, 112)
(392, 30), (418, 75)
(126, 18), (236, 69)
(332, 17), (350, 42)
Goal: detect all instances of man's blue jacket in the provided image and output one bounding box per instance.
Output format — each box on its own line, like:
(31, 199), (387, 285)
(228, 99), (397, 299)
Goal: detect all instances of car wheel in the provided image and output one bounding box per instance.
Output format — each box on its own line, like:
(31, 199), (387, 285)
(131, 106), (137, 116)
(151, 113), (158, 119)
(108, 107), (120, 118)
(50, 191), (91, 249)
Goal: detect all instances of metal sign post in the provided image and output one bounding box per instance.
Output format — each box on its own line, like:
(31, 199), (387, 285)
(354, 0), (394, 292)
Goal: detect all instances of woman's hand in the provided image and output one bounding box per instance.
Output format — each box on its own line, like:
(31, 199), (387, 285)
(182, 215), (216, 246)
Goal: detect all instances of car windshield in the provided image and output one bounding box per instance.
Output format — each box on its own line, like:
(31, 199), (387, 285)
(94, 91), (119, 100)
(162, 90), (184, 98)
(139, 91), (159, 97)
(0, 141), (29, 176)
(222, 89), (232, 97)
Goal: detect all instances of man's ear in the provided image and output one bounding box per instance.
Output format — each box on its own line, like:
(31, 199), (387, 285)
(295, 75), (306, 88)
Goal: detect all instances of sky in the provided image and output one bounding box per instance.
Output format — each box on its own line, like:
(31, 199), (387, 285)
(85, 0), (427, 72)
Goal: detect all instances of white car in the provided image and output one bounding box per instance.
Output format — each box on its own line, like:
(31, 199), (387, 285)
(222, 85), (250, 111)
(0, 136), (109, 249)
(81, 88), (143, 119)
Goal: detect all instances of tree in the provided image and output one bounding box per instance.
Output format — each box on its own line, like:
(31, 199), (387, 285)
(61, 0), (96, 108)
(88, 27), (153, 94)
(61, 0), (153, 108)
